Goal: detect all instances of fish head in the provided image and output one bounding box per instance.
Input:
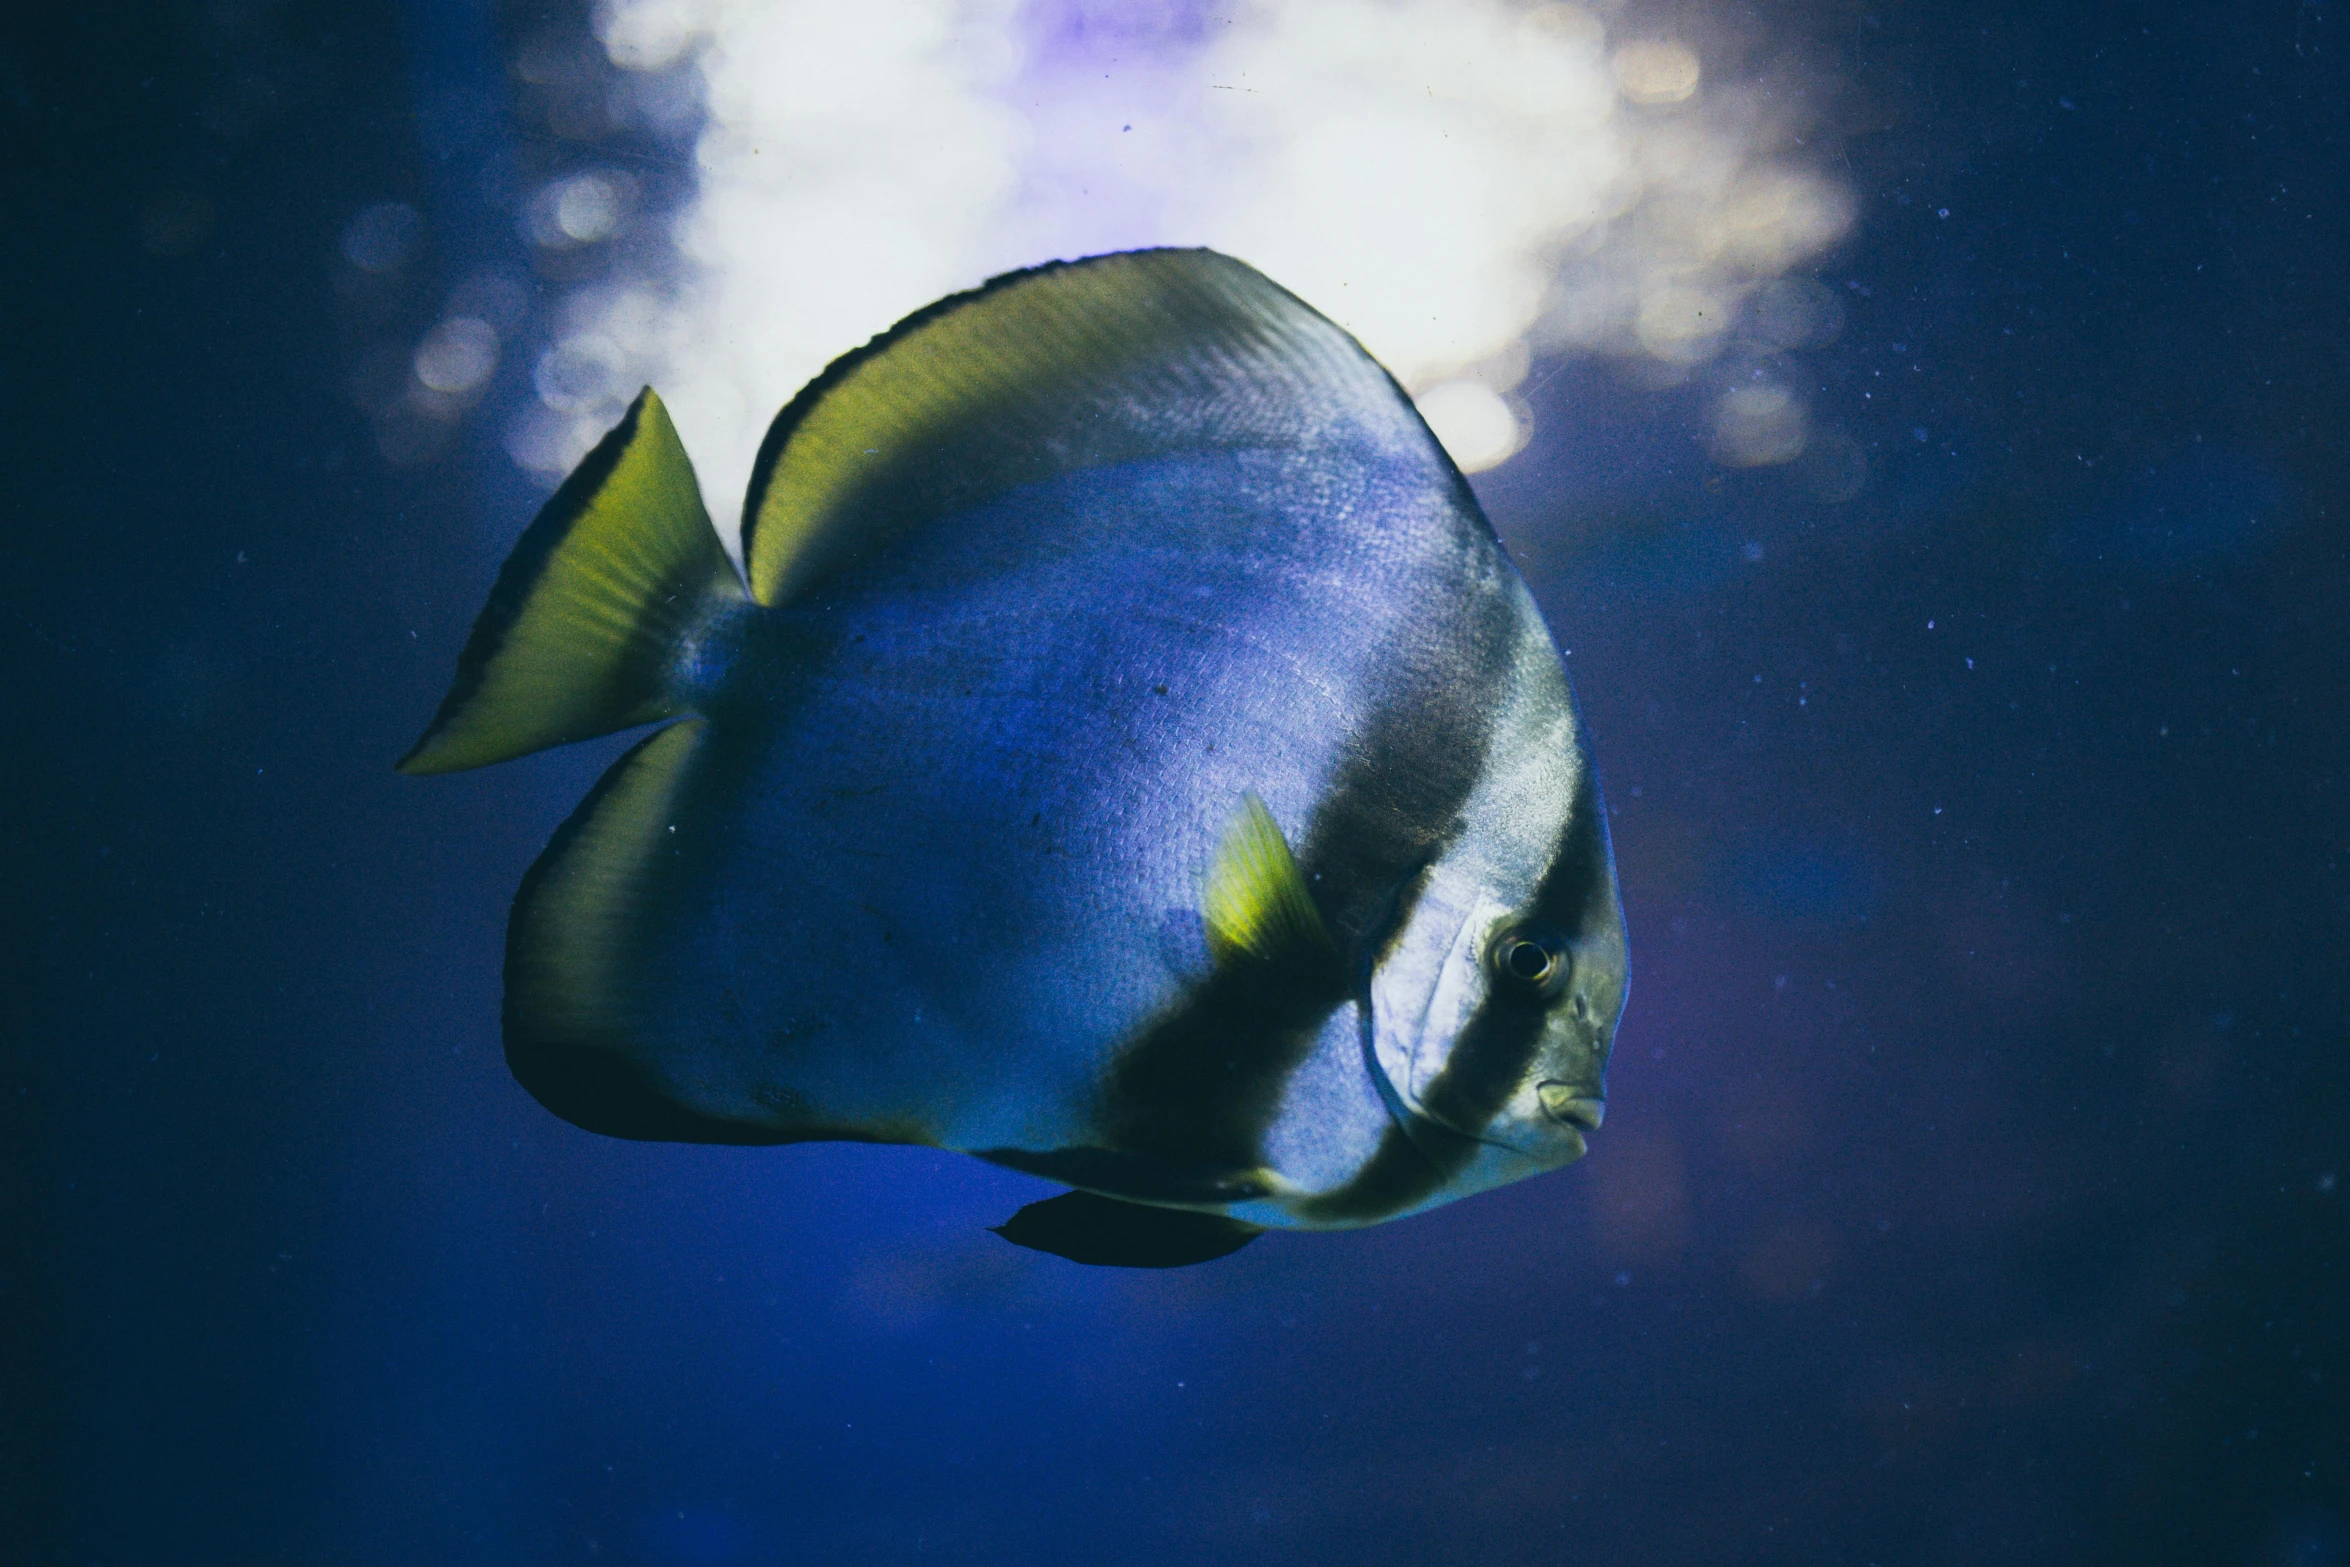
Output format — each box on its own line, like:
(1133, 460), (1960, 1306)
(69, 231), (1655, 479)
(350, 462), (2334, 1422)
(1367, 873), (1626, 1178)
(1362, 654), (1627, 1200)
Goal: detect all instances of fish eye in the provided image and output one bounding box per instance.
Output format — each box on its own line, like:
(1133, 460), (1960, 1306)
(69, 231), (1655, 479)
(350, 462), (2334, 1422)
(1489, 923), (1569, 997)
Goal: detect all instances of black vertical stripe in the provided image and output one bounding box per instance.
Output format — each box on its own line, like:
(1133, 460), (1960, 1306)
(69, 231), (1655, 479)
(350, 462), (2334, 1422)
(1294, 745), (1610, 1224)
(1082, 553), (1521, 1181)
(1090, 944), (1351, 1173)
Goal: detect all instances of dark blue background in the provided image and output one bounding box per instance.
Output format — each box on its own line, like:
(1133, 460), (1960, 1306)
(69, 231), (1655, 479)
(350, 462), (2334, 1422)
(6, 2), (2345, 1562)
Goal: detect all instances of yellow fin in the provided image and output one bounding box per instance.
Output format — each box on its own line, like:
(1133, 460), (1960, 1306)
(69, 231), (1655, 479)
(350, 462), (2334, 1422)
(1202, 793), (1335, 966)
(398, 389), (744, 775)
(738, 248), (1443, 609)
(504, 719), (733, 1140)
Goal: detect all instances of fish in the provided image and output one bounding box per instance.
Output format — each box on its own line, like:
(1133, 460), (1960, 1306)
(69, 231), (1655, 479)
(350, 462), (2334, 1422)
(400, 248), (1627, 1268)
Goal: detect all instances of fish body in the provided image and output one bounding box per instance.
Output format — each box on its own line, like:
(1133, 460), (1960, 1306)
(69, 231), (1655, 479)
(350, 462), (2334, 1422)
(403, 249), (1626, 1264)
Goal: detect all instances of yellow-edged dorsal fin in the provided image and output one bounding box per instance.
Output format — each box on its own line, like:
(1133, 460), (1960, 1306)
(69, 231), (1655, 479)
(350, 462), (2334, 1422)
(738, 247), (1448, 610)
(399, 389), (744, 775)
(1202, 792), (1335, 966)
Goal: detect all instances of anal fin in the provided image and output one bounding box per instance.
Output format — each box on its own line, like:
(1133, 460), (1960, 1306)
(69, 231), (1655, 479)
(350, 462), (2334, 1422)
(991, 1191), (1263, 1269)
(504, 718), (779, 1143)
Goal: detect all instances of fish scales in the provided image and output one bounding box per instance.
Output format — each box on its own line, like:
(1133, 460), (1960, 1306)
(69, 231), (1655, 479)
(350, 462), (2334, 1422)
(403, 248), (1628, 1267)
(665, 448), (1489, 1152)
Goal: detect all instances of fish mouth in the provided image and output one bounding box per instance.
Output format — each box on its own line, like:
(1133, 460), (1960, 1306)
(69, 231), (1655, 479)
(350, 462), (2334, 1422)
(1536, 1082), (1605, 1133)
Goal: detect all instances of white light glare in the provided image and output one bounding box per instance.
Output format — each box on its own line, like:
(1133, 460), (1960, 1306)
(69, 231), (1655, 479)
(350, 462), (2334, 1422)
(1415, 381), (1528, 474)
(1612, 39), (1701, 105)
(517, 0), (1851, 521)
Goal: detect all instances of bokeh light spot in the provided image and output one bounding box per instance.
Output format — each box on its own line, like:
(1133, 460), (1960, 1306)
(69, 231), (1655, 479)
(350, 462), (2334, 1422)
(1611, 39), (1700, 105)
(1636, 283), (1730, 364)
(1713, 383), (1808, 467)
(414, 317), (500, 395)
(498, 0), (1852, 524)
(535, 334), (630, 416)
(555, 172), (626, 242)
(527, 170), (637, 249)
(1415, 379), (1526, 472)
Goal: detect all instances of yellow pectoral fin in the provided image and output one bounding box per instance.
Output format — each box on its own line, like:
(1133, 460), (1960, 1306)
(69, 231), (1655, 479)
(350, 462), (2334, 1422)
(1201, 792), (1335, 966)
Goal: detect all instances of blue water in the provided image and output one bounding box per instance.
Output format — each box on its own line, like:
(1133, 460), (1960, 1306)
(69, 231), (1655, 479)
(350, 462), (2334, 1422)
(9, 1), (2345, 1563)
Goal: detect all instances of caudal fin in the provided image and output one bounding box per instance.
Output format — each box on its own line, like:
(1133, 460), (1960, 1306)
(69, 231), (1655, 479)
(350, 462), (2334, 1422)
(398, 388), (745, 775)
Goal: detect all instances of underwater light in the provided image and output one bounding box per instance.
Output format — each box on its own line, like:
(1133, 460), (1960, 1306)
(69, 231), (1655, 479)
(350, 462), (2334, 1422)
(495, 0), (1849, 520)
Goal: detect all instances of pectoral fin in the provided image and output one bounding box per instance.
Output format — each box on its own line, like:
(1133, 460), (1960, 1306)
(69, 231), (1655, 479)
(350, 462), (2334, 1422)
(991, 1191), (1263, 1269)
(1201, 792), (1335, 966)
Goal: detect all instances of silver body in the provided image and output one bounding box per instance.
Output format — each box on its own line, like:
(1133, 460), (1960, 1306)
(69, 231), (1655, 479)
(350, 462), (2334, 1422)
(600, 443), (1624, 1229)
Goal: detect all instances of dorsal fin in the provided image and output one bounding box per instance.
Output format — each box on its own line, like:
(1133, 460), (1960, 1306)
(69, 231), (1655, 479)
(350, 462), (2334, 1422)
(398, 389), (744, 775)
(737, 247), (1452, 608)
(1202, 792), (1336, 966)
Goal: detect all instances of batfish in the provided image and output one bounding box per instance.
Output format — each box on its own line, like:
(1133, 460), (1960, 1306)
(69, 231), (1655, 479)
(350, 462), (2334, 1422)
(401, 248), (1627, 1268)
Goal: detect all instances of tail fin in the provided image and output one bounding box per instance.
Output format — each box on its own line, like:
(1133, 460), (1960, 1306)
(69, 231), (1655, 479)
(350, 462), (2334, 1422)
(398, 389), (745, 776)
